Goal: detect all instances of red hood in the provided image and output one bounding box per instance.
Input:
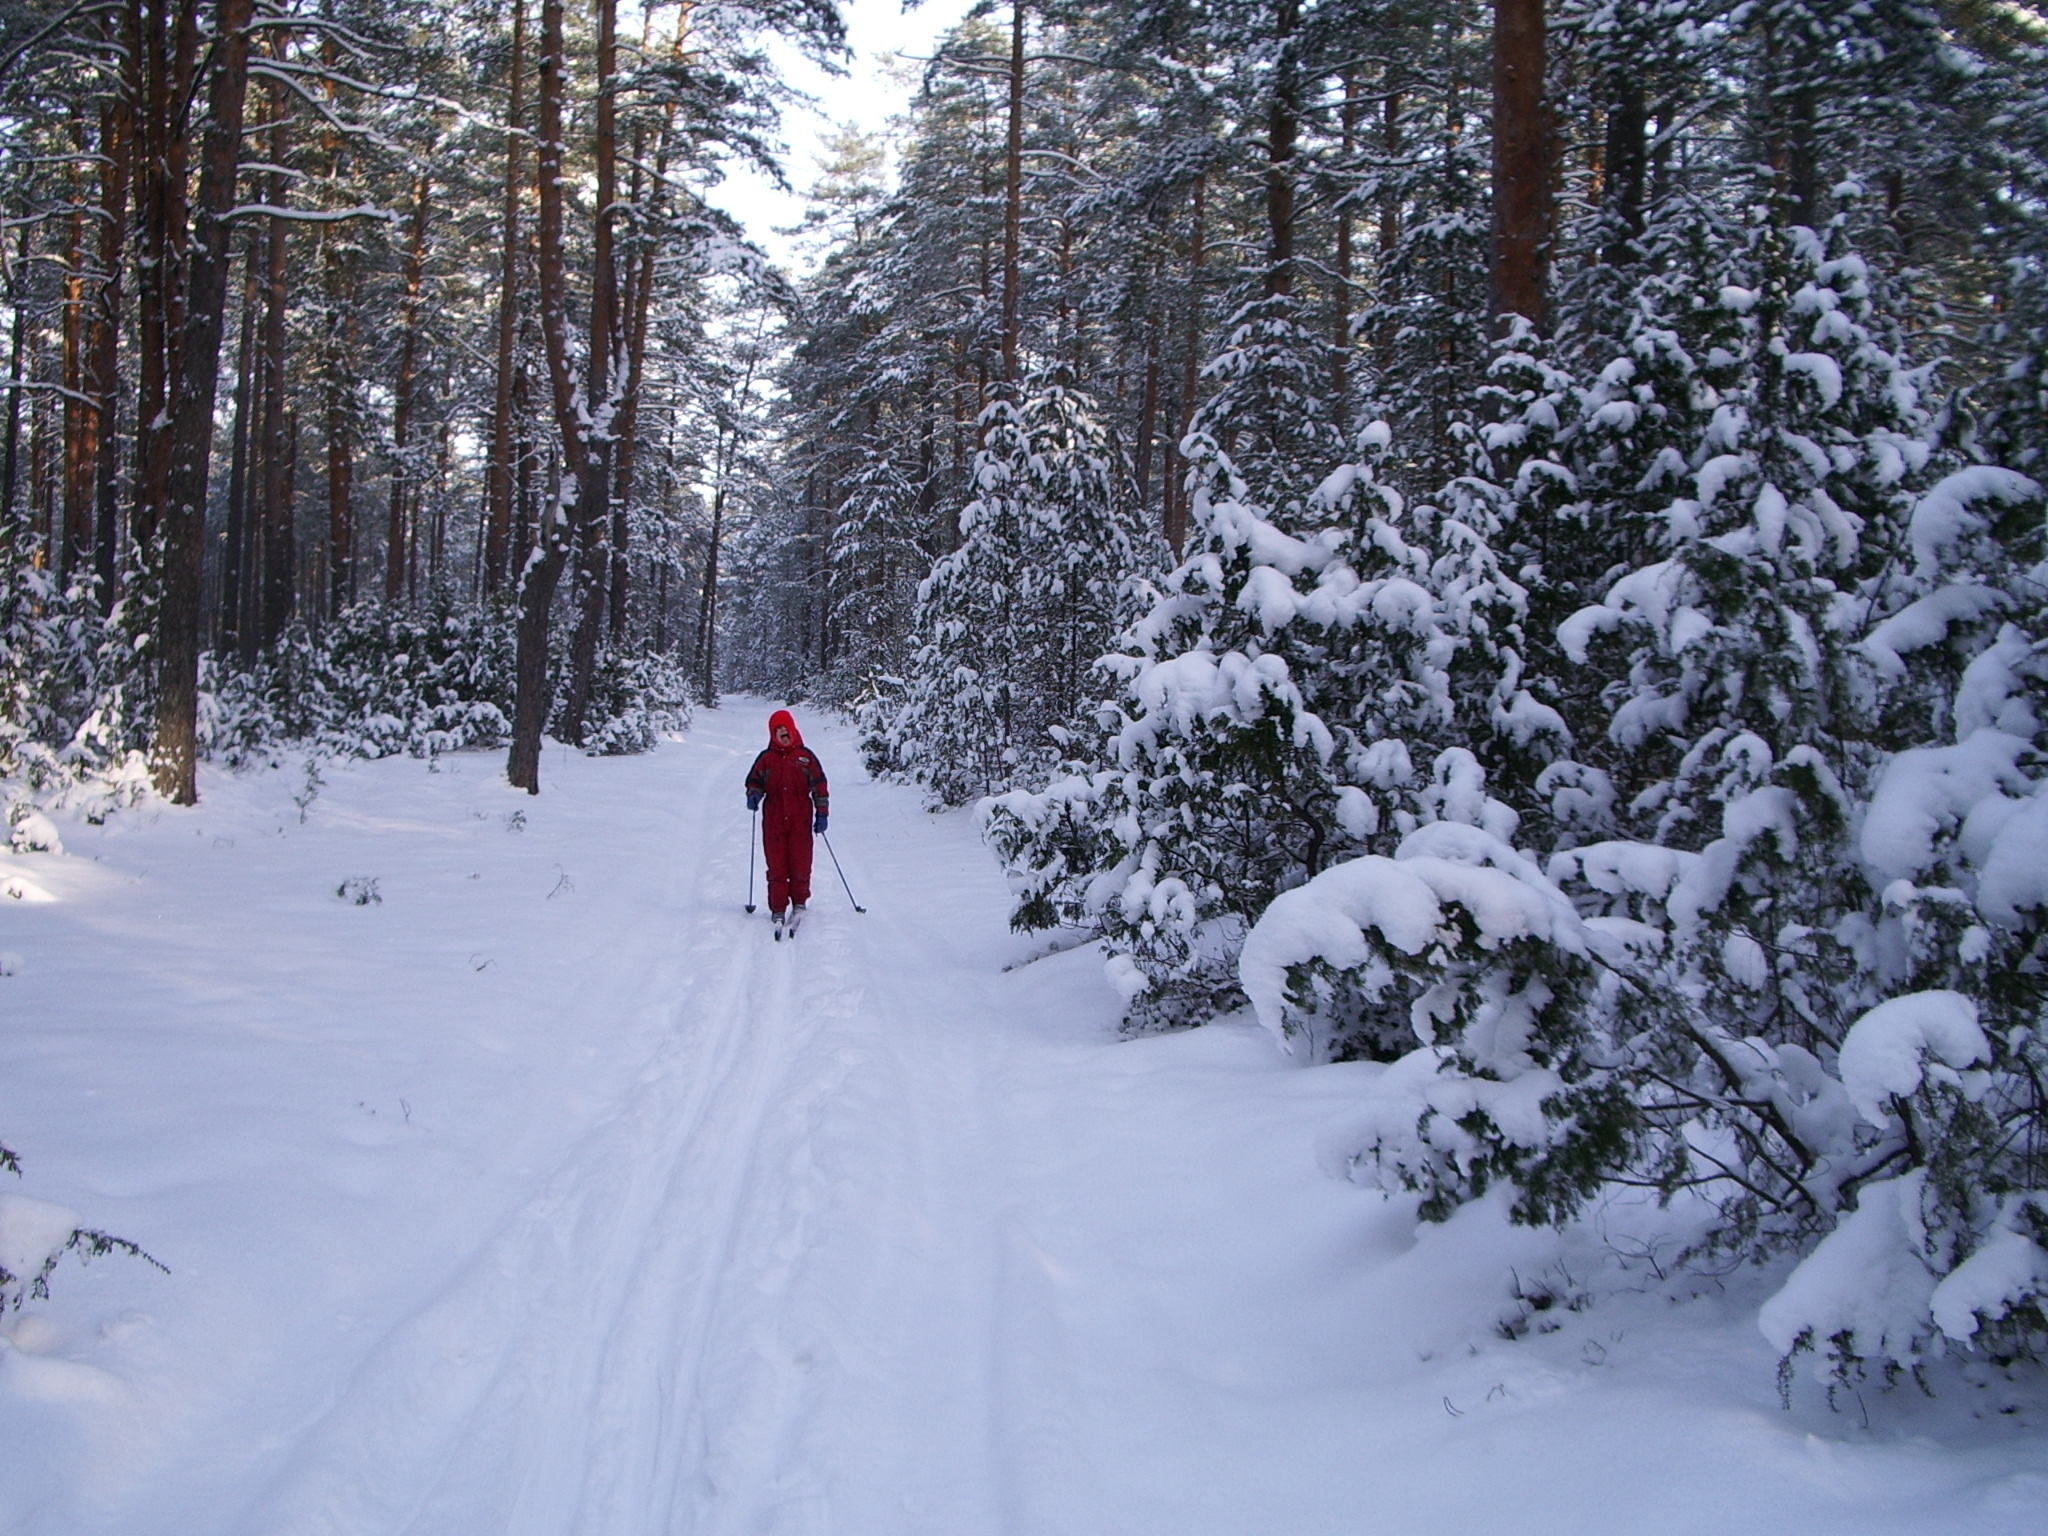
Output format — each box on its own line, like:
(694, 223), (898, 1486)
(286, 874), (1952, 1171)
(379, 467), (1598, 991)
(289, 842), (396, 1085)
(767, 709), (804, 749)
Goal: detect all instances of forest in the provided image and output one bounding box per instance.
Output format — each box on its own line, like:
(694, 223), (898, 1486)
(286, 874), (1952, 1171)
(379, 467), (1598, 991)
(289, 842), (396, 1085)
(4, 0), (2048, 1396)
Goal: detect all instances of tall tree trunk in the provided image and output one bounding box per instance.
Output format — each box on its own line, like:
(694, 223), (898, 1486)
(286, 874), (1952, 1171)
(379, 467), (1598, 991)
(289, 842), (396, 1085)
(385, 171), (431, 605)
(509, 0), (581, 791)
(2, 225), (29, 535)
(91, 37), (135, 608)
(695, 483), (723, 706)
(220, 234), (258, 658)
(1378, 79), (1403, 361)
(1490, 0), (1552, 333)
(485, 0), (525, 598)
(133, 0), (198, 565)
(259, 99), (295, 647)
(326, 301), (357, 616)
(62, 137), (94, 581)
(151, 0), (257, 804)
(1167, 172), (1205, 554)
(1266, 0), (1300, 298)
(1601, 68), (1647, 263)
(1333, 65), (1358, 400)
(557, 0), (621, 746)
(999, 0), (1025, 383)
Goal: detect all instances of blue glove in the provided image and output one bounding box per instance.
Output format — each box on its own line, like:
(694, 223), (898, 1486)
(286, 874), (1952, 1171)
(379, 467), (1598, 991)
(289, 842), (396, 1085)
(814, 811), (828, 834)
(746, 791), (762, 812)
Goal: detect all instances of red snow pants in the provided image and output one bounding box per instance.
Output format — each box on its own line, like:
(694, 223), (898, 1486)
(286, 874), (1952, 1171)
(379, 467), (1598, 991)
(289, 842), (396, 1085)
(762, 810), (814, 914)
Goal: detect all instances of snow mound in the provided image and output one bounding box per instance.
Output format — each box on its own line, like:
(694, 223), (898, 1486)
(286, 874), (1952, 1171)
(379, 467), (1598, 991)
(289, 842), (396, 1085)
(1835, 991), (1988, 1127)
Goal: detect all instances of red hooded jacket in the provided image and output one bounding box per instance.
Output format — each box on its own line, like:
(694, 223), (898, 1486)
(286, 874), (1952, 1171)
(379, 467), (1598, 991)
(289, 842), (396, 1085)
(745, 709), (829, 827)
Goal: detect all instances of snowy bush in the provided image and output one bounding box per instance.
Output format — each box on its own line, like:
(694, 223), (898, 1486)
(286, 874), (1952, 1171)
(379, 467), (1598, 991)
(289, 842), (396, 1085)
(569, 647), (693, 756)
(203, 602), (518, 765)
(0, 554), (152, 841)
(0, 1140), (162, 1311)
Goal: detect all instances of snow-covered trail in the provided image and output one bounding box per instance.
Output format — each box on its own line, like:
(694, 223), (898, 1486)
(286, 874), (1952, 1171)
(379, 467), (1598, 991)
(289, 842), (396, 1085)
(218, 706), (1045, 1535)
(3, 704), (2045, 1535)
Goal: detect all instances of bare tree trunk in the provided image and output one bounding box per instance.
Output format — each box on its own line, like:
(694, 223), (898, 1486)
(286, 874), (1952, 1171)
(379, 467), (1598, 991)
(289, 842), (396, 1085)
(91, 32), (135, 608)
(1601, 67), (1647, 263)
(151, 0), (257, 804)
(133, 0), (198, 566)
(326, 301), (357, 616)
(485, 0), (525, 598)
(1266, 0), (1299, 298)
(695, 483), (723, 705)
(999, 0), (1025, 383)
(556, 0), (621, 746)
(385, 171), (431, 606)
(508, 0), (580, 791)
(2, 225), (29, 534)
(220, 235), (257, 658)
(259, 97), (295, 647)
(1166, 172), (1205, 554)
(1333, 65), (1357, 400)
(1490, 0), (1552, 332)
(62, 138), (92, 580)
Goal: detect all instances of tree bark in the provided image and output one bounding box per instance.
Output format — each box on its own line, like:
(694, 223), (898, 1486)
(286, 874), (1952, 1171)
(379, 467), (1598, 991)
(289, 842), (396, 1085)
(556, 0), (621, 746)
(151, 0), (256, 804)
(259, 94), (295, 647)
(1490, 0), (1552, 333)
(484, 0), (525, 598)
(62, 135), (93, 580)
(1166, 172), (1205, 554)
(220, 234), (258, 658)
(1265, 0), (1300, 299)
(508, 0), (579, 791)
(132, 0), (199, 565)
(91, 34), (135, 608)
(385, 171), (431, 606)
(1601, 68), (1647, 263)
(1333, 66), (1358, 400)
(999, 0), (1025, 383)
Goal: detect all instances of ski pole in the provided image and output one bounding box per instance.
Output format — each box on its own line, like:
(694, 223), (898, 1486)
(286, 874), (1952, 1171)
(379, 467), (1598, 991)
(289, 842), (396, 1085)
(745, 806), (758, 913)
(820, 830), (867, 913)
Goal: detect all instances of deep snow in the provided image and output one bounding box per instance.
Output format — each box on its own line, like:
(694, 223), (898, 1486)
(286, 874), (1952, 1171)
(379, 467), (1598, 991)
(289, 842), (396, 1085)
(1, 703), (2043, 1534)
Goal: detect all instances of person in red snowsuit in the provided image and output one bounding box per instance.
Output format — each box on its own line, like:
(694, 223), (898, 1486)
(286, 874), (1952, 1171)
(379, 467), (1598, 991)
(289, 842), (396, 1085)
(745, 709), (830, 922)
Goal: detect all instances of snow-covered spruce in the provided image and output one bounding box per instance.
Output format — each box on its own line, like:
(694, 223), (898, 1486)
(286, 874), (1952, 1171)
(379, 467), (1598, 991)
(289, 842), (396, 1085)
(987, 419), (1485, 1032)
(873, 379), (1161, 806)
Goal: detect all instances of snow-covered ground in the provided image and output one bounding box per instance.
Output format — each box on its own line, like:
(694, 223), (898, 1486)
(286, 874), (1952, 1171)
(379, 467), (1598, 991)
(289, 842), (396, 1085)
(2, 703), (2043, 1535)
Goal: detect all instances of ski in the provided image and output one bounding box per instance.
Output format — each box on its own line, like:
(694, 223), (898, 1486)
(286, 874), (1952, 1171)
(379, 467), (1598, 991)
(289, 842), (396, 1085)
(786, 908), (804, 938)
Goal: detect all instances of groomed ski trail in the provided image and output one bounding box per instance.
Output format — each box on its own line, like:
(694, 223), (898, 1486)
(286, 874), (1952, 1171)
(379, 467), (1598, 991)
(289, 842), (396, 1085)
(236, 704), (1033, 1536)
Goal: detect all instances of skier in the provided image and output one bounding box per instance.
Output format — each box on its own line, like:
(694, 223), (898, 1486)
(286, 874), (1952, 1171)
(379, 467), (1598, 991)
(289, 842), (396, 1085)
(745, 708), (830, 937)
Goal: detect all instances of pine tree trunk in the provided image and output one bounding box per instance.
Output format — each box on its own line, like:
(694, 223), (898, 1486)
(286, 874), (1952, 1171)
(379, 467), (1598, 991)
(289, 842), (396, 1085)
(131, 0), (197, 566)
(557, 0), (621, 746)
(999, 0), (1025, 384)
(62, 140), (92, 580)
(151, 0), (257, 804)
(91, 35), (134, 608)
(1333, 66), (1357, 400)
(259, 103), (295, 648)
(1167, 172), (1205, 555)
(385, 173), (430, 606)
(485, 0), (525, 598)
(220, 235), (257, 658)
(1489, 0), (1552, 333)
(509, 0), (581, 791)
(1601, 68), (1647, 263)
(1265, 0), (1299, 299)
(2, 225), (28, 538)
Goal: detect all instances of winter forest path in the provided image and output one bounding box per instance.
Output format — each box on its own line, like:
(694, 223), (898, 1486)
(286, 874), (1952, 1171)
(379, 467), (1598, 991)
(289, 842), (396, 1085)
(3, 705), (2045, 1535)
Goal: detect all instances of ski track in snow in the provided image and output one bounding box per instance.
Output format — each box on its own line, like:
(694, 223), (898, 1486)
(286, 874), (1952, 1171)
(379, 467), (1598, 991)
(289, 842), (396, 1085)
(3, 702), (2046, 1535)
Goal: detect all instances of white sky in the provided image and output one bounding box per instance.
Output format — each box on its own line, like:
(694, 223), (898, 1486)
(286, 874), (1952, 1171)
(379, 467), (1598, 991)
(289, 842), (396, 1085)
(704, 0), (981, 277)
